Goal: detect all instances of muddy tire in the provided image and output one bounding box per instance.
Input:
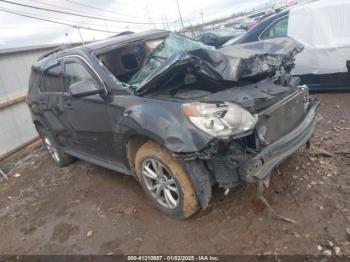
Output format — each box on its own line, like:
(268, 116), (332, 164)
(38, 127), (75, 167)
(134, 141), (199, 219)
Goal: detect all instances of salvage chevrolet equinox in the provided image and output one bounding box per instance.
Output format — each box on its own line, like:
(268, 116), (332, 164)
(27, 30), (319, 219)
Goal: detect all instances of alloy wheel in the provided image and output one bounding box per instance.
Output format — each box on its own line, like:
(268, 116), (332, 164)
(44, 137), (60, 163)
(141, 158), (180, 209)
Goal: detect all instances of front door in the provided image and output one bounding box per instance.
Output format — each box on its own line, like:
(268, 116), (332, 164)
(61, 57), (115, 162)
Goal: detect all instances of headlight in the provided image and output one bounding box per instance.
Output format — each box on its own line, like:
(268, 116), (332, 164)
(183, 102), (257, 138)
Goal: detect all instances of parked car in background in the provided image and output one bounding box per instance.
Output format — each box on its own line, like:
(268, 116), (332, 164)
(223, 9), (289, 47)
(196, 28), (245, 48)
(244, 17), (260, 31)
(227, 23), (246, 30)
(223, 0), (350, 91)
(27, 30), (319, 219)
(245, 12), (275, 31)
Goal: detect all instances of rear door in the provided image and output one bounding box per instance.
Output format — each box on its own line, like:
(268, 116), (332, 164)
(61, 56), (116, 161)
(36, 59), (67, 143)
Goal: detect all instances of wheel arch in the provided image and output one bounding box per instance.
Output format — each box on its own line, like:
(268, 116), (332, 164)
(126, 134), (150, 176)
(126, 135), (213, 210)
(119, 102), (212, 155)
(33, 120), (46, 133)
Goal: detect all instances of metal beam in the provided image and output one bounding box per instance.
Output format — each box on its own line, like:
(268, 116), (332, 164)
(0, 136), (40, 162)
(0, 95), (26, 110)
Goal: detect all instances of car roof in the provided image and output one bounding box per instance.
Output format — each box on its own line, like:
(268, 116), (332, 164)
(36, 29), (168, 66)
(84, 29), (168, 52)
(258, 9), (289, 26)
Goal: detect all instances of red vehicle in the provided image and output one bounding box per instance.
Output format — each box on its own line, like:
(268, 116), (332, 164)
(245, 13), (275, 30)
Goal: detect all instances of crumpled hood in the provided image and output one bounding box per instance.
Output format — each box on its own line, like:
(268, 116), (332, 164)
(202, 77), (299, 113)
(135, 37), (304, 96)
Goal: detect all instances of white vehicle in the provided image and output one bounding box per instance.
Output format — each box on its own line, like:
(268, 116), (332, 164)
(224, 0), (350, 90)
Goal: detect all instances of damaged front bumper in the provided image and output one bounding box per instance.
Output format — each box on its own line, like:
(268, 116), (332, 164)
(176, 97), (319, 209)
(239, 99), (319, 183)
(179, 99), (320, 191)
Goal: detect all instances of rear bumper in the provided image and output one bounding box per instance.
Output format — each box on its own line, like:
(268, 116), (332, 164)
(238, 100), (320, 183)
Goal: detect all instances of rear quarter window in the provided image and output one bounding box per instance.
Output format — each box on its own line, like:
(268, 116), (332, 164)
(28, 66), (41, 93)
(39, 63), (63, 93)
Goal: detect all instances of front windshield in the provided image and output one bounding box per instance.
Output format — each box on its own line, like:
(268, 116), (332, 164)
(127, 32), (212, 86)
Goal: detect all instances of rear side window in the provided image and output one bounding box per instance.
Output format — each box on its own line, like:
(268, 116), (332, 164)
(40, 64), (63, 93)
(260, 16), (288, 40)
(64, 62), (97, 89)
(28, 66), (42, 93)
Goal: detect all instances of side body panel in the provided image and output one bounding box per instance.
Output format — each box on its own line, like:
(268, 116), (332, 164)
(28, 59), (66, 137)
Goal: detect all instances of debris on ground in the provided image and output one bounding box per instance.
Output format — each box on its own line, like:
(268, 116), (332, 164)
(328, 241), (334, 247)
(334, 246), (342, 256)
(323, 249), (332, 256)
(346, 227), (350, 240)
(314, 148), (335, 158)
(0, 169), (8, 180)
(106, 206), (137, 215)
(257, 183), (297, 224)
(86, 230), (93, 238)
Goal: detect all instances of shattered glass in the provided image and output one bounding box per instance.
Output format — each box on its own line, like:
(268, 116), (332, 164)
(127, 33), (213, 86)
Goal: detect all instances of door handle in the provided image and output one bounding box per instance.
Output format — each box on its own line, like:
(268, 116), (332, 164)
(38, 98), (47, 109)
(64, 103), (73, 110)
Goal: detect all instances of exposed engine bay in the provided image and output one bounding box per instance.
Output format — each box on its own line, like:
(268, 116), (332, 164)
(98, 33), (303, 106)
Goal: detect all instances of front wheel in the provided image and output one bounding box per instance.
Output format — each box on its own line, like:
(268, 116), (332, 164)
(134, 141), (199, 219)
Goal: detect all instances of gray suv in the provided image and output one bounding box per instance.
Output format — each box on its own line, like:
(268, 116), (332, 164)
(27, 30), (319, 219)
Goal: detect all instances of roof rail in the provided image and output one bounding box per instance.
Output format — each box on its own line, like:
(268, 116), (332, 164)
(108, 31), (134, 38)
(37, 44), (73, 61)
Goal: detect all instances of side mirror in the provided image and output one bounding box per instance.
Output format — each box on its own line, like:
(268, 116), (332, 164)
(69, 80), (104, 97)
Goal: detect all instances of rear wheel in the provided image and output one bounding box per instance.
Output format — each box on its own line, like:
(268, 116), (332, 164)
(38, 127), (75, 167)
(134, 141), (199, 219)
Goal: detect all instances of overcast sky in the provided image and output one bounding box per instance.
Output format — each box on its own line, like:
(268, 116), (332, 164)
(0, 0), (271, 49)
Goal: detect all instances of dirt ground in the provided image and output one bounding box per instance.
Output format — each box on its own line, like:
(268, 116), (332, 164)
(0, 93), (349, 255)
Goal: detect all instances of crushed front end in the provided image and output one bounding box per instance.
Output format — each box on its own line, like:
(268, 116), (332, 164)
(131, 34), (319, 204)
(181, 86), (319, 189)
(167, 38), (320, 190)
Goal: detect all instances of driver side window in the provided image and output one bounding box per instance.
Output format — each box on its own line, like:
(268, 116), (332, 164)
(260, 16), (289, 40)
(64, 61), (97, 90)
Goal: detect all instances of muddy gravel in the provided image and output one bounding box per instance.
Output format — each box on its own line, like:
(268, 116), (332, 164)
(0, 93), (349, 255)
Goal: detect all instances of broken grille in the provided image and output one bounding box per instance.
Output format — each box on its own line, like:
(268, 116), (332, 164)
(256, 89), (308, 145)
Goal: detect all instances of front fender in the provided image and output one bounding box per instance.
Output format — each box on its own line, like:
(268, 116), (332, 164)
(116, 99), (214, 208)
(119, 101), (212, 153)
